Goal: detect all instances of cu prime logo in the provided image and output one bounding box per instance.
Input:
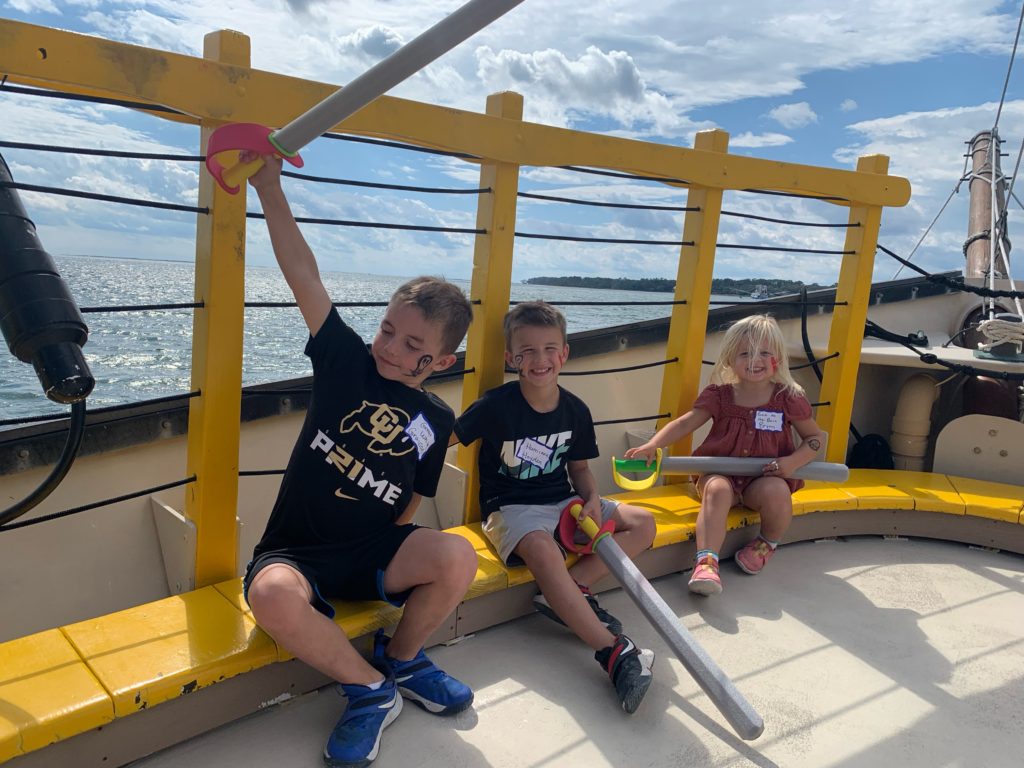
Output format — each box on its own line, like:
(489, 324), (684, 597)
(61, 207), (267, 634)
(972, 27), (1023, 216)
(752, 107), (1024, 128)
(339, 400), (414, 456)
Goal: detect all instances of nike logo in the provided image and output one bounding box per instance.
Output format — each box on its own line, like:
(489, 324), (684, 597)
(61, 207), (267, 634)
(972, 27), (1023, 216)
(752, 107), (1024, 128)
(335, 489), (356, 500)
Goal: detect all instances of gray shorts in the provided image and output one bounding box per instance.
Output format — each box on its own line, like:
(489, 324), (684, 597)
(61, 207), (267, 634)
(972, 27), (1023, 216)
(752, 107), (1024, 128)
(483, 496), (620, 566)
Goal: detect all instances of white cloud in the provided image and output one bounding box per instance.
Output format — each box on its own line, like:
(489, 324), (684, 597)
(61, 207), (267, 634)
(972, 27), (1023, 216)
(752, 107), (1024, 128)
(768, 102), (817, 129)
(731, 132), (793, 148)
(840, 98), (858, 112)
(8, 0), (59, 12)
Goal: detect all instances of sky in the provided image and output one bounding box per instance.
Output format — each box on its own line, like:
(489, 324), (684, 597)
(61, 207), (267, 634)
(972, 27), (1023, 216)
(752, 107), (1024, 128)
(4, 0), (1024, 287)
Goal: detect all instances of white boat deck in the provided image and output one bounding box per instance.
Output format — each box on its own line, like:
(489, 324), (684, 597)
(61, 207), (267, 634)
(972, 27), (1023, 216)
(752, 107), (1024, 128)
(128, 536), (1024, 768)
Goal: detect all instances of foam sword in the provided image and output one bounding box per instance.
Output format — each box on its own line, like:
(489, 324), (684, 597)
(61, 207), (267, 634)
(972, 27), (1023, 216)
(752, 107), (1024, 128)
(613, 449), (849, 492)
(206, 0), (527, 193)
(565, 503), (764, 740)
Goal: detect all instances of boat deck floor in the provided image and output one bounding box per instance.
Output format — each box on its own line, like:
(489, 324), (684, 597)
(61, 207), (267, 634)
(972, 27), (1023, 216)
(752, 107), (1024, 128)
(129, 536), (1024, 768)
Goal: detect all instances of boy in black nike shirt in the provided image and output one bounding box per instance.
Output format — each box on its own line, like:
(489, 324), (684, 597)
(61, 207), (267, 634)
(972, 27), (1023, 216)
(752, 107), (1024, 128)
(242, 152), (476, 767)
(454, 301), (657, 714)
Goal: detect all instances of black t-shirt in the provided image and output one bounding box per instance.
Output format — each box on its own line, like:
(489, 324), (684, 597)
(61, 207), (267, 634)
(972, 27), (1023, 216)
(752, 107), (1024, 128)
(254, 309), (454, 555)
(454, 381), (598, 516)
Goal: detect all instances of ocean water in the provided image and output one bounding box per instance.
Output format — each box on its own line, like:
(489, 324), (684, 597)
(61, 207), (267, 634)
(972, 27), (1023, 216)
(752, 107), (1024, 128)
(0, 255), (741, 423)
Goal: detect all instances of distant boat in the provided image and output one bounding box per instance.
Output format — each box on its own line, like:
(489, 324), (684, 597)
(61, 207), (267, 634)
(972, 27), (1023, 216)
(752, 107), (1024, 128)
(749, 284), (770, 299)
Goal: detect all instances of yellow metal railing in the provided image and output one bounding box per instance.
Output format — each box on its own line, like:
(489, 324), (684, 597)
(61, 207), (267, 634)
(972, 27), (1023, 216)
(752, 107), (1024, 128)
(0, 18), (911, 583)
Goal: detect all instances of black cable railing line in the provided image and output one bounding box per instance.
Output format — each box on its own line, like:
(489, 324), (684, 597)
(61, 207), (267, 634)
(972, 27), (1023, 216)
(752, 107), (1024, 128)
(0, 391), (201, 431)
(323, 131), (477, 160)
(517, 191), (697, 212)
(0, 476), (197, 533)
(739, 187), (849, 203)
(558, 165), (689, 184)
(878, 243), (1024, 299)
(514, 231), (693, 246)
(0, 173), (861, 248)
(506, 358), (678, 378)
(510, 299), (687, 306)
(715, 243), (854, 255)
(518, 192), (856, 229)
(708, 299), (847, 307)
(0, 138), (489, 196)
(594, 413), (670, 427)
(247, 298), (482, 308)
(516, 228), (852, 254)
(0, 82), (477, 162)
(0, 180), (208, 215)
(0, 167), (864, 246)
(720, 210), (858, 228)
(82, 302), (203, 313)
(0, 139), (203, 162)
(791, 352), (840, 370)
(0, 81), (185, 115)
(245, 210), (484, 235)
(281, 168), (490, 195)
(698, 352), (841, 369)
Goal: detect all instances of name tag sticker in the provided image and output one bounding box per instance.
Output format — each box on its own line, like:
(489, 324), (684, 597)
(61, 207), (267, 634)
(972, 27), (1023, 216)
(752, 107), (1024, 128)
(406, 413), (436, 459)
(516, 437), (553, 470)
(754, 409), (785, 432)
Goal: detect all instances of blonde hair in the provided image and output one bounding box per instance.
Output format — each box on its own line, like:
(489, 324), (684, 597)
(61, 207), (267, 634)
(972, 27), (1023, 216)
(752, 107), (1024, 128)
(711, 314), (804, 397)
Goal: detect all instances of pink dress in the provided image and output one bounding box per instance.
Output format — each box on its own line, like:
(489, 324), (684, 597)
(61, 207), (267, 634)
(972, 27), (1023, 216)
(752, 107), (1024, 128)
(692, 383), (813, 497)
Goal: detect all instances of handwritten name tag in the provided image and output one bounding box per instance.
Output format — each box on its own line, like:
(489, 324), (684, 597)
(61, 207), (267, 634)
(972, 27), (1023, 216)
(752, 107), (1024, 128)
(406, 413), (436, 459)
(516, 437), (553, 470)
(754, 409), (784, 432)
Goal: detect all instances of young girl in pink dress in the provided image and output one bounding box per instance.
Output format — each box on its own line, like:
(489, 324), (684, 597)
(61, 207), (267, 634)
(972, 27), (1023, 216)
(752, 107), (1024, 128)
(624, 314), (824, 596)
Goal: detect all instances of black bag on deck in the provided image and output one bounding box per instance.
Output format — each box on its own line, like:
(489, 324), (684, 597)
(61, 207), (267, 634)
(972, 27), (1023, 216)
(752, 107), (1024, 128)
(847, 434), (895, 470)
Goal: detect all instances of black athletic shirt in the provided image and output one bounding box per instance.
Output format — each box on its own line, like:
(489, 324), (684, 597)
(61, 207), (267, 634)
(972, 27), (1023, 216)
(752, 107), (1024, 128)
(254, 309), (454, 555)
(454, 381), (599, 516)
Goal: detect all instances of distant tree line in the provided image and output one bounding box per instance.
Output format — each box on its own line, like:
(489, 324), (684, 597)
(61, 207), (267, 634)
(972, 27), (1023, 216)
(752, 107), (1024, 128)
(524, 276), (833, 295)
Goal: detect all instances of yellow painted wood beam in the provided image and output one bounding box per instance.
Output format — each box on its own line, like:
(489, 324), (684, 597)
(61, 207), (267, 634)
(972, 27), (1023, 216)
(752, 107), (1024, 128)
(0, 19), (910, 207)
(661, 130), (727, 472)
(456, 92), (523, 525)
(184, 31), (249, 587)
(819, 155), (890, 463)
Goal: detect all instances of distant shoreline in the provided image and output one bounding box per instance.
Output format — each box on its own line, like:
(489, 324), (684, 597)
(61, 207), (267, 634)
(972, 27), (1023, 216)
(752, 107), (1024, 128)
(523, 275), (832, 296)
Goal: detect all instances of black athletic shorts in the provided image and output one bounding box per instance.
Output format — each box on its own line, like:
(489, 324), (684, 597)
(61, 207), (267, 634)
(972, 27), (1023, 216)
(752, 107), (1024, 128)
(242, 524), (420, 618)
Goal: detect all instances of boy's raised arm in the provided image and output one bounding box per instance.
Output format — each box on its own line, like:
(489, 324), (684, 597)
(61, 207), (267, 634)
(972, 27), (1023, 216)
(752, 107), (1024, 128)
(246, 152), (333, 336)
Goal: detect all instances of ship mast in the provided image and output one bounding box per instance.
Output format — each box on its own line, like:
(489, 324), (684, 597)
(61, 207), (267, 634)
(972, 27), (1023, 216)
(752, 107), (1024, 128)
(965, 130), (1011, 279)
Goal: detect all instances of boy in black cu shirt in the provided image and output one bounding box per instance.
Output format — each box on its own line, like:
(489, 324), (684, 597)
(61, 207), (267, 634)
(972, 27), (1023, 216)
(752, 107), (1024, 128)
(242, 152), (476, 768)
(454, 301), (658, 714)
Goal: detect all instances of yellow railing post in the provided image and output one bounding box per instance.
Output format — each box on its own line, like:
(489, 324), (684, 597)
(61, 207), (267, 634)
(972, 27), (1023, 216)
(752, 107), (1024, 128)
(658, 129), (729, 472)
(819, 154), (891, 463)
(456, 91), (523, 524)
(184, 30), (251, 586)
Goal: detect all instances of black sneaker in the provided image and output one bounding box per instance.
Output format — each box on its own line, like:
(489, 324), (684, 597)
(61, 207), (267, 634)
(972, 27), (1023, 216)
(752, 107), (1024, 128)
(533, 586), (624, 636)
(595, 634), (655, 714)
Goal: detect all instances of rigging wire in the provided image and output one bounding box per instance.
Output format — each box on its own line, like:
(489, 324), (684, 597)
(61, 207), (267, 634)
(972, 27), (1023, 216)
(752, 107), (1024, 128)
(992, 0), (1024, 134)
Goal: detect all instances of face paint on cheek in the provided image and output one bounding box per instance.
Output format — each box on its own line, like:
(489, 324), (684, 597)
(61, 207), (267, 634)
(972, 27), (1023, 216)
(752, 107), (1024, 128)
(513, 353), (525, 375)
(770, 356), (778, 373)
(407, 354), (434, 377)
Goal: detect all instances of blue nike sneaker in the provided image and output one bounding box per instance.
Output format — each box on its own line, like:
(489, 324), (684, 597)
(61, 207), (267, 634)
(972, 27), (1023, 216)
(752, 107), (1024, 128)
(324, 672), (403, 767)
(373, 630), (474, 715)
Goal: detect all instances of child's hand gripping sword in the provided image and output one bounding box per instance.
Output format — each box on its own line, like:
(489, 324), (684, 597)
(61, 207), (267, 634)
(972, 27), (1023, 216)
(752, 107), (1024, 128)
(564, 502), (764, 740)
(205, 0), (527, 193)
